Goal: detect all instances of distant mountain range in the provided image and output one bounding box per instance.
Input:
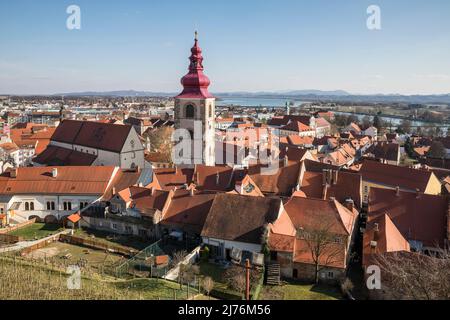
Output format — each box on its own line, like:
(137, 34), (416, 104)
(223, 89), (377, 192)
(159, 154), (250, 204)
(51, 89), (450, 104)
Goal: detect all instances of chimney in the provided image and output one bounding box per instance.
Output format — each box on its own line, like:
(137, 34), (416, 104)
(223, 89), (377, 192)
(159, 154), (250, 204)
(151, 187), (156, 196)
(345, 198), (354, 212)
(322, 185), (328, 200)
(216, 171), (220, 186)
(322, 169), (328, 186)
(112, 187), (116, 195)
(52, 168), (58, 178)
(284, 156), (289, 167)
(189, 188), (195, 197)
(332, 170), (338, 185)
(395, 186), (400, 196)
(415, 189), (421, 199)
(373, 223), (380, 241)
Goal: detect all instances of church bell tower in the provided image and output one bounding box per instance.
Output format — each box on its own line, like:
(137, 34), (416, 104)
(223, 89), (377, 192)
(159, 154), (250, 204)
(174, 32), (216, 166)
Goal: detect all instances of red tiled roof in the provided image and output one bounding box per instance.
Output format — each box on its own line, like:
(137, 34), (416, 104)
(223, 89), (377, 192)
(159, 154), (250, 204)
(360, 160), (435, 192)
(0, 166), (116, 195)
(285, 197), (357, 236)
(248, 161), (302, 196)
(368, 187), (447, 248)
(161, 190), (216, 234)
(51, 120), (132, 153)
(300, 170), (362, 208)
(363, 214), (410, 267)
(201, 193), (281, 244)
(193, 165), (234, 192)
(153, 167), (194, 191)
(67, 214), (81, 223)
(280, 121), (312, 133)
(155, 255), (169, 265)
(33, 145), (97, 166)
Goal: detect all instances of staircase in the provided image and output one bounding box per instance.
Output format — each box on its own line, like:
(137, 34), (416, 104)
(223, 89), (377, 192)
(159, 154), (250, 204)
(266, 263), (281, 285)
(9, 214), (28, 225)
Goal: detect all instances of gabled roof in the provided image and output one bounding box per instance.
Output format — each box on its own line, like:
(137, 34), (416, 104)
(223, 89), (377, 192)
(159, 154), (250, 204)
(102, 168), (147, 200)
(360, 160), (435, 192)
(363, 214), (410, 266)
(285, 135), (314, 146)
(162, 190), (216, 234)
(193, 165), (234, 191)
(284, 197), (357, 236)
(280, 121), (312, 132)
(368, 187), (447, 248)
(201, 193), (281, 244)
(0, 166), (116, 195)
(300, 169), (362, 208)
(153, 167), (194, 191)
(248, 161), (301, 196)
(33, 145), (97, 166)
(368, 142), (400, 162)
(315, 117), (331, 128)
(51, 120), (132, 153)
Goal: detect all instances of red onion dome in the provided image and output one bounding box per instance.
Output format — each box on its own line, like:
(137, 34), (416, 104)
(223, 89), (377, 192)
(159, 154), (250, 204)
(177, 32), (214, 99)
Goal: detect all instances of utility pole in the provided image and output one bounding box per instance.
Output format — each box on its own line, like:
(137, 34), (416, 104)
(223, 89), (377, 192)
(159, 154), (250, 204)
(245, 259), (251, 301)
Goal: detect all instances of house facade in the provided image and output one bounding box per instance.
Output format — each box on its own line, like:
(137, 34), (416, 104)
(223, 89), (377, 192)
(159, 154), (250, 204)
(33, 120), (145, 169)
(0, 166), (119, 223)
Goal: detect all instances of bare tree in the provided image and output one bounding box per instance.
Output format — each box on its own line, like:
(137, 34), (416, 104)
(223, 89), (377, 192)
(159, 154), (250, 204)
(202, 276), (214, 299)
(223, 265), (259, 297)
(372, 250), (450, 300)
(297, 212), (345, 284)
(428, 141), (446, 159)
(145, 126), (174, 164)
(171, 250), (187, 289)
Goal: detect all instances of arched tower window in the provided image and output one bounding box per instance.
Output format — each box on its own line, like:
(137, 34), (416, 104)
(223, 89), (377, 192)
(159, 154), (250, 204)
(185, 104), (195, 119)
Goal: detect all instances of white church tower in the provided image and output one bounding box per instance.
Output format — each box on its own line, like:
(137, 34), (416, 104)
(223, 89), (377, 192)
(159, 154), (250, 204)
(174, 32), (215, 166)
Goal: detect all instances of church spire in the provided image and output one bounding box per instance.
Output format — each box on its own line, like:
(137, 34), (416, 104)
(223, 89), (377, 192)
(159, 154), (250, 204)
(176, 32), (214, 99)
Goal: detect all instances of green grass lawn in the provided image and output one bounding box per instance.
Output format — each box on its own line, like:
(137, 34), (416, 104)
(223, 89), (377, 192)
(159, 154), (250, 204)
(8, 223), (62, 240)
(259, 281), (342, 300)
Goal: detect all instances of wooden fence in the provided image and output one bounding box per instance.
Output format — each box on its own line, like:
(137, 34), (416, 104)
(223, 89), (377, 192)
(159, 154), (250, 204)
(59, 234), (136, 257)
(0, 218), (36, 235)
(20, 233), (63, 256)
(0, 233), (22, 244)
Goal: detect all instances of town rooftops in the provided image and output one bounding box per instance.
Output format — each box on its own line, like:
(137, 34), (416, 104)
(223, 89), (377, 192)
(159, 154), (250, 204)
(0, 166), (117, 195)
(51, 120), (132, 153)
(201, 193), (282, 244)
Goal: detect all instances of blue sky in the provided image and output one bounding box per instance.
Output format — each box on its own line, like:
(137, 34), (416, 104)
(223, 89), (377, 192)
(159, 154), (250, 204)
(0, 0), (449, 95)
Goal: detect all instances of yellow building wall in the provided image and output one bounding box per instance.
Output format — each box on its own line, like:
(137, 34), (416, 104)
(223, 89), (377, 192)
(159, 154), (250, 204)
(424, 173), (442, 195)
